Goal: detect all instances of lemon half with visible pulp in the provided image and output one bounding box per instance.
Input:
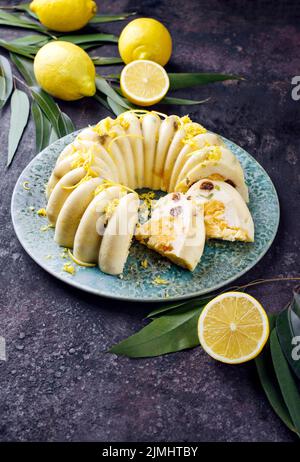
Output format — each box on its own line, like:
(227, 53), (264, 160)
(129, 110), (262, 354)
(34, 41), (96, 101)
(30, 0), (97, 32)
(118, 18), (172, 66)
(120, 60), (170, 106)
(198, 292), (269, 364)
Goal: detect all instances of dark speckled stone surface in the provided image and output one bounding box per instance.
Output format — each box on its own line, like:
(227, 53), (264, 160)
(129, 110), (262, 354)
(0, 0), (299, 442)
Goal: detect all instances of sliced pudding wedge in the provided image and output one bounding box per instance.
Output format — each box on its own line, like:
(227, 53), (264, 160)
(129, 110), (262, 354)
(135, 192), (205, 271)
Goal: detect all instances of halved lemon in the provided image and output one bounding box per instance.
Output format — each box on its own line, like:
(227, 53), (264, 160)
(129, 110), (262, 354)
(198, 292), (269, 364)
(120, 60), (170, 107)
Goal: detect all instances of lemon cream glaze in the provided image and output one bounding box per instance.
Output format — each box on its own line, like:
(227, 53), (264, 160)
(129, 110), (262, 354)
(45, 111), (253, 275)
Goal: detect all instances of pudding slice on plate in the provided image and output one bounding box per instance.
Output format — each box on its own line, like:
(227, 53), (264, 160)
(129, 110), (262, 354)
(135, 192), (205, 271)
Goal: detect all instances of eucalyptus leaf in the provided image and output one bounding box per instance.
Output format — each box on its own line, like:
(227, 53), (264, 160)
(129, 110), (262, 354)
(0, 39), (36, 59)
(291, 286), (300, 317)
(107, 96), (126, 116)
(7, 89), (30, 167)
(147, 296), (212, 318)
(10, 34), (48, 47)
(110, 305), (203, 358)
(168, 73), (243, 90)
(160, 96), (210, 106)
(0, 76), (5, 106)
(0, 3), (37, 19)
(94, 92), (110, 111)
(276, 292), (300, 380)
(30, 86), (73, 138)
(92, 56), (123, 66)
(255, 317), (297, 435)
(31, 101), (52, 153)
(90, 12), (136, 23)
(96, 75), (130, 109)
(10, 53), (36, 86)
(57, 112), (75, 137)
(270, 328), (300, 434)
(59, 33), (118, 45)
(30, 86), (60, 127)
(49, 128), (58, 145)
(0, 10), (47, 33)
(0, 55), (13, 109)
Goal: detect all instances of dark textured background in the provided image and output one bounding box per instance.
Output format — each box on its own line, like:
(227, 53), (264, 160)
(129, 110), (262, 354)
(0, 0), (299, 442)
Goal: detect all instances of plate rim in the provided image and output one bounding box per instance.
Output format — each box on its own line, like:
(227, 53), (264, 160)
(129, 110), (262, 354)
(11, 131), (280, 303)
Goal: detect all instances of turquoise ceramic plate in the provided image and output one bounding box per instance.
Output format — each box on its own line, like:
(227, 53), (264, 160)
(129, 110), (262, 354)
(11, 131), (280, 302)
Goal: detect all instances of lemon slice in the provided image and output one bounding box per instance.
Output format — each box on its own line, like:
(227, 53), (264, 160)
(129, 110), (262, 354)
(198, 292), (269, 364)
(120, 60), (170, 107)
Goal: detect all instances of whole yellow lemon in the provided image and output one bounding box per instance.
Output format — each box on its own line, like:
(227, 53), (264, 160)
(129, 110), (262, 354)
(30, 0), (97, 32)
(34, 41), (96, 101)
(118, 18), (172, 66)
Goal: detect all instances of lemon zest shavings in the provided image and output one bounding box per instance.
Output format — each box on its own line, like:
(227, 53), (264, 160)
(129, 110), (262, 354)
(22, 181), (30, 190)
(208, 173), (224, 181)
(37, 208), (47, 217)
(141, 259), (148, 269)
(60, 248), (69, 259)
(67, 249), (96, 267)
(121, 109), (168, 121)
(139, 191), (156, 208)
(40, 224), (54, 232)
(93, 117), (113, 137)
(94, 179), (136, 196)
(103, 198), (120, 219)
(62, 149), (99, 191)
(63, 262), (76, 275)
(152, 276), (169, 285)
(186, 145), (222, 162)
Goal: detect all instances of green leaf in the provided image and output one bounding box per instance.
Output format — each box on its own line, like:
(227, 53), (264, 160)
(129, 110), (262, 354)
(270, 328), (300, 434)
(0, 10), (47, 33)
(107, 96), (126, 116)
(94, 92), (110, 111)
(59, 33), (118, 45)
(0, 3), (37, 19)
(0, 55), (13, 109)
(31, 101), (52, 153)
(10, 53), (36, 85)
(102, 73), (120, 82)
(0, 39), (36, 58)
(147, 296), (212, 318)
(160, 96), (210, 106)
(255, 317), (297, 435)
(95, 75), (130, 109)
(7, 88), (30, 167)
(57, 112), (75, 136)
(276, 291), (300, 380)
(10, 34), (48, 47)
(291, 286), (300, 317)
(168, 73), (243, 90)
(110, 305), (203, 358)
(30, 86), (60, 127)
(90, 12), (136, 23)
(49, 128), (58, 145)
(30, 86), (74, 138)
(92, 56), (123, 66)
